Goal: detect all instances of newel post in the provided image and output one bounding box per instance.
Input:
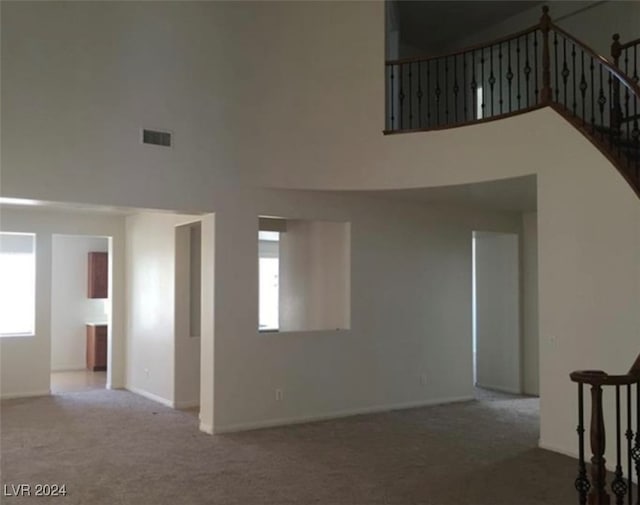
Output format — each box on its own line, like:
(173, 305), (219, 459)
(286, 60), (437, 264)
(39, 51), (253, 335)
(611, 34), (623, 132)
(540, 6), (552, 104)
(611, 33), (622, 68)
(588, 384), (611, 505)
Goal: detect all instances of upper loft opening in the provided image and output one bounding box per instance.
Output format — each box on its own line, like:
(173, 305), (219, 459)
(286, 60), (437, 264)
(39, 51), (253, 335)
(383, 1), (640, 198)
(385, 1), (542, 60)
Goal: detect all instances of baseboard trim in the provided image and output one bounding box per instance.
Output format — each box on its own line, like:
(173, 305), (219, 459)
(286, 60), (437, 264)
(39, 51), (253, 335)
(213, 395), (474, 434)
(1, 390), (51, 400)
(51, 366), (87, 373)
(476, 382), (522, 395)
(126, 386), (173, 408)
(174, 400), (200, 410)
(538, 441), (579, 460)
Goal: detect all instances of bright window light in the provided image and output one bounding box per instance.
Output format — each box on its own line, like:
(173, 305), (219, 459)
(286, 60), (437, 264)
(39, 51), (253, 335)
(259, 231), (279, 331)
(0, 232), (36, 336)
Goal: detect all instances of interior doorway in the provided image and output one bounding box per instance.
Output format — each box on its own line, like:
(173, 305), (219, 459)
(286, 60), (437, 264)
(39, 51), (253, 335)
(472, 231), (521, 395)
(174, 221), (202, 409)
(50, 234), (112, 393)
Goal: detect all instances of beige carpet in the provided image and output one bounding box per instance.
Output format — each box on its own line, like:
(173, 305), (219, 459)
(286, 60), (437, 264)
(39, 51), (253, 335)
(1, 389), (579, 505)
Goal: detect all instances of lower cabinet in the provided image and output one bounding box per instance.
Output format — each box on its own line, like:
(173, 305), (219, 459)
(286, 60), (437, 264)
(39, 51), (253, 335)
(86, 324), (107, 371)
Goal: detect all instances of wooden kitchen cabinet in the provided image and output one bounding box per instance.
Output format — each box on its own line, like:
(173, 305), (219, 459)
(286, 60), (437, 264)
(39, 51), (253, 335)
(88, 252), (108, 298)
(86, 324), (107, 371)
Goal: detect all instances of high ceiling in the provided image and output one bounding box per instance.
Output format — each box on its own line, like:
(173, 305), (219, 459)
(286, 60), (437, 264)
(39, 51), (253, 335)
(396, 1), (543, 54)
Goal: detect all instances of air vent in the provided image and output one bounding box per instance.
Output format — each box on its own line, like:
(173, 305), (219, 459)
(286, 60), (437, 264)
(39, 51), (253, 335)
(142, 128), (171, 147)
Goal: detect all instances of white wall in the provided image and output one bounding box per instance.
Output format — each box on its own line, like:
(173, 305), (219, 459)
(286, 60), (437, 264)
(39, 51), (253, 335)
(0, 206), (126, 398)
(0, 2), (594, 198)
(537, 142), (640, 465)
(210, 188), (523, 432)
(474, 232), (521, 394)
(199, 214), (215, 434)
(279, 220), (350, 332)
(51, 234), (109, 371)
(522, 212), (539, 396)
(2, 1), (639, 464)
(125, 211), (202, 407)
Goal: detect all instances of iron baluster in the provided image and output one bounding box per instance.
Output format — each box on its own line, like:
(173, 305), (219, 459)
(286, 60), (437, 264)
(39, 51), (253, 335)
(572, 43), (577, 116)
(525, 32), (531, 107)
(481, 49), (485, 119)
(516, 36), (522, 110)
(499, 42), (503, 114)
(612, 386), (628, 505)
(444, 58), (449, 124)
(534, 30), (539, 103)
(390, 65), (395, 130)
(634, 383), (640, 503)
(417, 61), (422, 128)
(427, 60), (431, 127)
(489, 45), (495, 116)
(435, 58), (441, 125)
(627, 384), (633, 505)
(463, 52), (468, 121)
(506, 39), (513, 113)
(471, 50), (478, 120)
(579, 51), (587, 126)
(453, 54), (459, 123)
(591, 58), (596, 133)
(399, 63), (405, 129)
(576, 383), (590, 505)
(408, 63), (413, 129)
(553, 32), (567, 103)
(598, 66), (606, 140)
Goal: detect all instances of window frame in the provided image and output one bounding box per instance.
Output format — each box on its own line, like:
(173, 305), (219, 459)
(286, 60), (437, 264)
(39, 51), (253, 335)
(0, 231), (37, 338)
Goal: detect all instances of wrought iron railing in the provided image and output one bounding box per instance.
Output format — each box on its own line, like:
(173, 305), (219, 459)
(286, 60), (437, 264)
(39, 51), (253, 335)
(385, 25), (543, 131)
(570, 353), (640, 505)
(384, 7), (640, 198)
(549, 25), (640, 195)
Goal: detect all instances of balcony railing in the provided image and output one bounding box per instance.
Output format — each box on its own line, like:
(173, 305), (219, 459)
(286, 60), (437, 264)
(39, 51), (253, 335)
(384, 7), (640, 198)
(570, 353), (640, 505)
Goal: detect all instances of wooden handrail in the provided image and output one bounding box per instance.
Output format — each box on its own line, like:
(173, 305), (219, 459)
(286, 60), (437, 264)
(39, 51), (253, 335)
(385, 24), (539, 67)
(570, 370), (640, 386)
(619, 36), (640, 51)
(571, 353), (640, 385)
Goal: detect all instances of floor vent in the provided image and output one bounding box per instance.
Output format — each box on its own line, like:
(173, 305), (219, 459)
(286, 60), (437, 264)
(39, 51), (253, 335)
(142, 129), (171, 147)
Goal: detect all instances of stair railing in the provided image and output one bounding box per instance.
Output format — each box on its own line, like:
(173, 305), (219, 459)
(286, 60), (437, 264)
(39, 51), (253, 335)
(570, 354), (640, 505)
(547, 23), (640, 195)
(384, 7), (640, 198)
(612, 34), (640, 86)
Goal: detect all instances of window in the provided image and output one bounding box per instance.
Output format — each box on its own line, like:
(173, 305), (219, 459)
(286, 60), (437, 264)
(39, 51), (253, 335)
(258, 217), (351, 333)
(476, 85), (484, 119)
(259, 230), (279, 331)
(0, 232), (36, 336)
